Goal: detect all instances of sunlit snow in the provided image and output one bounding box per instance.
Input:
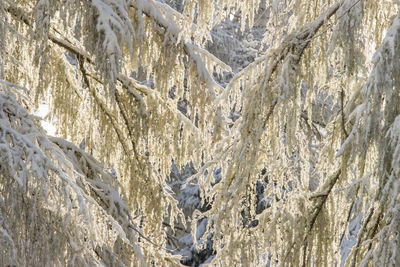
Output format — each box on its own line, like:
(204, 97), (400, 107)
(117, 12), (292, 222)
(35, 104), (56, 136)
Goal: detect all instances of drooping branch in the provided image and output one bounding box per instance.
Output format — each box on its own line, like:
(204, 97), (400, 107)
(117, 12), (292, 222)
(302, 170), (341, 264)
(6, 1), (202, 134)
(127, 0), (234, 99)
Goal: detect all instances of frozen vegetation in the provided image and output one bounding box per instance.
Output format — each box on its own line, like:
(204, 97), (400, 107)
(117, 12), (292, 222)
(1, 0), (400, 266)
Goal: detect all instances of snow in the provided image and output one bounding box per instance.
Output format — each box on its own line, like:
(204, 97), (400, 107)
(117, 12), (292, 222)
(34, 104), (56, 136)
(3, 0), (400, 266)
(340, 212), (363, 266)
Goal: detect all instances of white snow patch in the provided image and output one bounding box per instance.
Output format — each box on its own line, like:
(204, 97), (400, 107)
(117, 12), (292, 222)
(35, 104), (56, 136)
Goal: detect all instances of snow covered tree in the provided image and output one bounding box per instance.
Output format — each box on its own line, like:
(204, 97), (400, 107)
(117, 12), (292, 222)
(1, 0), (400, 266)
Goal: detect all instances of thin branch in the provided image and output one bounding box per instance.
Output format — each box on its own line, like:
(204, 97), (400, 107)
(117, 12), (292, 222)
(128, 1), (225, 94)
(260, 1), (341, 127)
(7, 2), (202, 136)
(284, 169), (342, 265)
(303, 170), (341, 265)
(162, 221), (190, 234)
(349, 207), (375, 267)
(301, 111), (327, 128)
(0, 79), (29, 92)
(78, 56), (131, 158)
(341, 87), (349, 137)
(114, 90), (141, 159)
